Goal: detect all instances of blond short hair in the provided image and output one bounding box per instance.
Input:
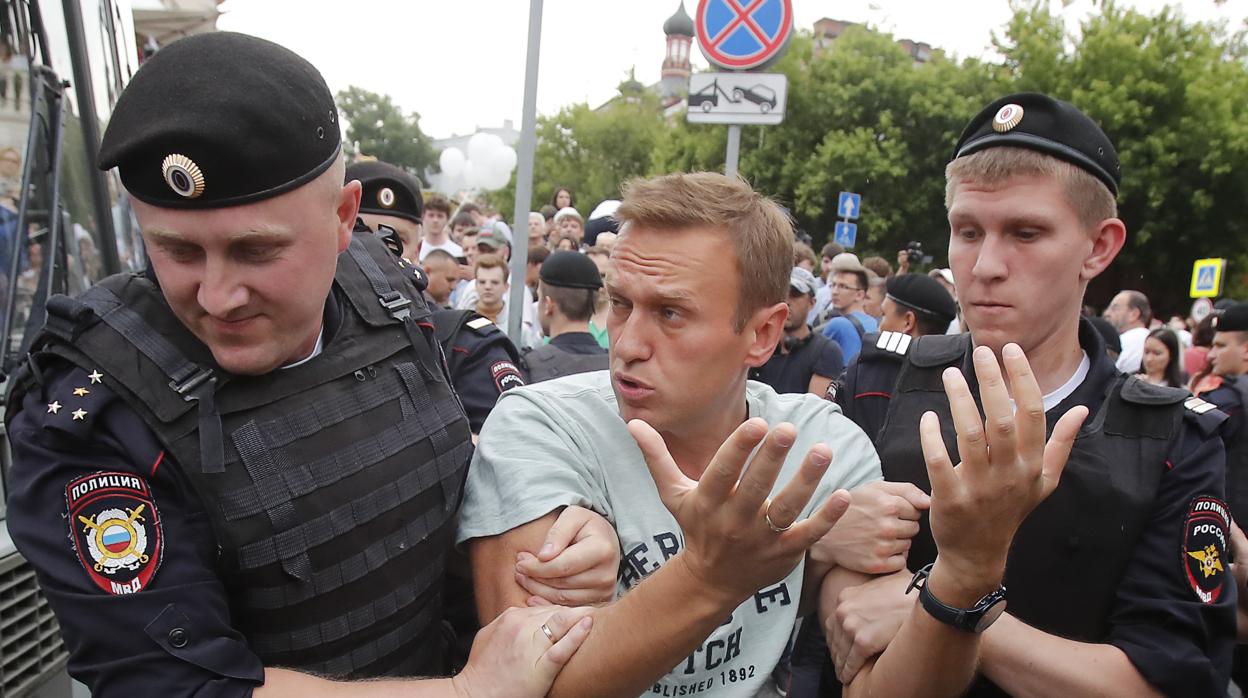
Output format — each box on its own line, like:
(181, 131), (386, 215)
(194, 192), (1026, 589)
(616, 172), (793, 331)
(944, 147), (1117, 229)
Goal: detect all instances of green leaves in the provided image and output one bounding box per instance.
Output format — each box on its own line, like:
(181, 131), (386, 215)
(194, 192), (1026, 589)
(336, 86), (437, 177)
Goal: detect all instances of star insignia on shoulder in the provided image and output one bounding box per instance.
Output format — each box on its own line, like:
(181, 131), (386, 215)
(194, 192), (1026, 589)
(47, 401), (62, 414)
(87, 370), (103, 384)
(73, 387), (90, 397)
(71, 408), (88, 421)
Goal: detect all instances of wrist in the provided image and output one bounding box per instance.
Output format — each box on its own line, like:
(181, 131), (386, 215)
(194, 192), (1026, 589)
(671, 550), (748, 610)
(927, 556), (1005, 608)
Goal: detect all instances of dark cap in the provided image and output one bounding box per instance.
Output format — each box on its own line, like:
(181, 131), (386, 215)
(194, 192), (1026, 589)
(1214, 303), (1248, 332)
(953, 93), (1120, 195)
(886, 273), (958, 324)
(347, 160), (424, 224)
(540, 251), (603, 290)
(99, 32), (341, 209)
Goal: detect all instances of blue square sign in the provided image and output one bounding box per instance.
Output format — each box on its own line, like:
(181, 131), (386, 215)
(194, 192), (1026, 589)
(834, 221), (857, 248)
(837, 192), (861, 220)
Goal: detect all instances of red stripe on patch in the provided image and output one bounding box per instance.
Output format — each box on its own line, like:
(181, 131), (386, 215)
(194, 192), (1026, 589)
(150, 451), (165, 477)
(855, 391), (891, 399)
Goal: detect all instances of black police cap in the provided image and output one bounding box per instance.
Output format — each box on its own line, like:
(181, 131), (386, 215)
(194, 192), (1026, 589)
(886, 273), (958, 324)
(1214, 303), (1248, 332)
(541, 251), (602, 290)
(346, 160), (424, 224)
(953, 93), (1121, 196)
(99, 32), (340, 209)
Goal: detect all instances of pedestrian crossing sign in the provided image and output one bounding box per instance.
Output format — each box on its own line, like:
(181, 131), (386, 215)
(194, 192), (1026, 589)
(1190, 258), (1226, 298)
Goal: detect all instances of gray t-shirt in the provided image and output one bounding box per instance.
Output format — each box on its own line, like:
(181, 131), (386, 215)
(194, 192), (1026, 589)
(458, 370), (881, 697)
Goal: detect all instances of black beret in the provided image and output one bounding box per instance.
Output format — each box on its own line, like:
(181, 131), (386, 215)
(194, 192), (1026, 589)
(953, 93), (1121, 196)
(346, 160), (424, 224)
(99, 32), (341, 209)
(886, 273), (957, 324)
(1214, 303), (1248, 332)
(540, 251), (602, 290)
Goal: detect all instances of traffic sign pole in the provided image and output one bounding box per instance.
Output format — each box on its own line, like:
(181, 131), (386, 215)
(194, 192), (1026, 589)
(507, 0), (543, 343)
(725, 124), (741, 178)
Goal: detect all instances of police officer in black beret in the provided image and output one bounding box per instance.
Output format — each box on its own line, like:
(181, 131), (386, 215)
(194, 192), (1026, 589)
(2, 32), (601, 696)
(347, 158), (527, 434)
(524, 251), (608, 382)
(1197, 303), (1248, 520)
(817, 93), (1235, 697)
(834, 272), (958, 440)
(348, 158), (425, 261)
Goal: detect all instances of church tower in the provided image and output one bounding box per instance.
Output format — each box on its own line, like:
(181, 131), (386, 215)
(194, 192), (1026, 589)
(660, 2), (694, 106)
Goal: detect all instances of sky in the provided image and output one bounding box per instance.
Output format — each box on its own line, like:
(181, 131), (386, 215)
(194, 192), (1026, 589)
(216, 0), (1247, 140)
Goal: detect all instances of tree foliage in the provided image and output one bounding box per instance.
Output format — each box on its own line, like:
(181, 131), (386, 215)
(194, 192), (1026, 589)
(337, 86), (437, 175)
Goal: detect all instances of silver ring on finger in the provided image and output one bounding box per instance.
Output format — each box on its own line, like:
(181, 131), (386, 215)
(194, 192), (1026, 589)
(540, 622), (556, 643)
(765, 507), (793, 533)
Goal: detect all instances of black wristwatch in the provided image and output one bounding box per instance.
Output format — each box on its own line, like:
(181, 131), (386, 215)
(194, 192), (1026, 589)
(906, 563), (1007, 633)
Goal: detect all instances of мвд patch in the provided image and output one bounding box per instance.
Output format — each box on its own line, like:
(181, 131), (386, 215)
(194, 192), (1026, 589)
(1182, 496), (1229, 604)
(65, 471), (163, 595)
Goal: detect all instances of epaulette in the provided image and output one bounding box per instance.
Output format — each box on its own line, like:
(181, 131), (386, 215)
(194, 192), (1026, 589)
(1183, 395), (1229, 439)
(908, 332), (970, 368)
(857, 331), (911, 364)
(465, 316), (498, 334)
(37, 364), (119, 439)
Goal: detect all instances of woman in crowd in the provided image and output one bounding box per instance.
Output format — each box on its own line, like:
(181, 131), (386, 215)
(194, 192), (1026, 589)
(550, 186), (574, 210)
(1138, 327), (1185, 388)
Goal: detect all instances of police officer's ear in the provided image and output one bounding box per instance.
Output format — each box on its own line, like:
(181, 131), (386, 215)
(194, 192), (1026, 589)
(334, 176), (364, 254)
(902, 309), (918, 336)
(1079, 217), (1126, 283)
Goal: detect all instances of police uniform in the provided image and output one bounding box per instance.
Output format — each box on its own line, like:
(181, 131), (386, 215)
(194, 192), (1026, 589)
(346, 159), (526, 432)
(1200, 304), (1248, 522)
(819, 94), (1236, 697)
(4, 33), (472, 693)
(522, 251), (608, 383)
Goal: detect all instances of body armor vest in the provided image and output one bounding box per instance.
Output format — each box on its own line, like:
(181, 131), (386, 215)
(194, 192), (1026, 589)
(23, 234), (472, 679)
(877, 334), (1182, 697)
(1218, 376), (1248, 522)
(523, 343), (608, 383)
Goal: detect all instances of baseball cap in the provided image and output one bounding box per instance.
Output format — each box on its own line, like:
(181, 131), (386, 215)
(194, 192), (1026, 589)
(790, 267), (817, 296)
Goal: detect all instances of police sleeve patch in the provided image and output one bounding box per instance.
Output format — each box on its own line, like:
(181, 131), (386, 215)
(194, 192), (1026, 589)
(65, 471), (163, 595)
(1182, 496), (1230, 604)
(490, 360), (525, 392)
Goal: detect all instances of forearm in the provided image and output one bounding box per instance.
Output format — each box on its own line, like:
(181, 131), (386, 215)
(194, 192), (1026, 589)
(546, 554), (740, 698)
(845, 561), (981, 698)
(978, 614), (1162, 698)
(255, 668), (460, 697)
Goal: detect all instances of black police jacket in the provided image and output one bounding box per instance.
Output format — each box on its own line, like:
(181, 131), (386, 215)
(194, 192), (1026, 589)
(5, 233), (472, 692)
(820, 319), (1235, 697)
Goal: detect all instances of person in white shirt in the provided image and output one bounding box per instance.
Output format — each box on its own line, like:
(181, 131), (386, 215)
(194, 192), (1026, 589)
(418, 192), (464, 261)
(1103, 289), (1151, 373)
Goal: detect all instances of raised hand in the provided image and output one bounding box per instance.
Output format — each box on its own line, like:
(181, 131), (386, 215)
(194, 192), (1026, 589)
(516, 505), (621, 606)
(921, 343), (1087, 596)
(452, 605), (594, 698)
(628, 417), (852, 602)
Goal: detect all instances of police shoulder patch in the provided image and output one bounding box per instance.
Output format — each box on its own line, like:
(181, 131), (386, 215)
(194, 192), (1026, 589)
(66, 471), (163, 595)
(490, 360), (525, 392)
(1182, 495), (1229, 604)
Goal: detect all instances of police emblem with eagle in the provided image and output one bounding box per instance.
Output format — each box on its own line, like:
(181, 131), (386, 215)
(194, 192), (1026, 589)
(66, 471), (164, 595)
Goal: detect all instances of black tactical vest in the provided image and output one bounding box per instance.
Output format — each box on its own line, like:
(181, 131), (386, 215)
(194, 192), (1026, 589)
(877, 333), (1183, 695)
(22, 234), (472, 679)
(1218, 376), (1248, 522)
(523, 344), (608, 383)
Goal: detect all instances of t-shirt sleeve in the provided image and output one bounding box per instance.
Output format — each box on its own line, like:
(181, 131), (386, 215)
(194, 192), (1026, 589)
(1104, 422), (1236, 695)
(812, 338), (845, 381)
(457, 387), (607, 544)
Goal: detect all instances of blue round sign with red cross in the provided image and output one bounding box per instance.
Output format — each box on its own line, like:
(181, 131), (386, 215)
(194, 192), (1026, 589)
(696, 0), (793, 71)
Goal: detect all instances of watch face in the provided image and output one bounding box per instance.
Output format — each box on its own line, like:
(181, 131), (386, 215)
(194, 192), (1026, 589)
(973, 598), (1007, 633)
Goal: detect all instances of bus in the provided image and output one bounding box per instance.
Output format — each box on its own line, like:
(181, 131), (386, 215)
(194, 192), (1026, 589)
(0, 0), (140, 695)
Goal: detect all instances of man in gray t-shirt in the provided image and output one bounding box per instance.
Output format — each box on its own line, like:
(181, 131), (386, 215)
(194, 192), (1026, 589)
(462, 172), (1081, 698)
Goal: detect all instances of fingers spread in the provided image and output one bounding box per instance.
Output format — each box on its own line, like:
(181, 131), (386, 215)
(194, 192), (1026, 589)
(628, 419), (693, 512)
(733, 421), (795, 513)
(973, 346), (1018, 468)
(1002, 343), (1047, 459)
(698, 417), (770, 506)
(792, 488), (852, 548)
(920, 411), (957, 497)
(942, 367), (988, 472)
(765, 442), (832, 530)
(1040, 404), (1087, 497)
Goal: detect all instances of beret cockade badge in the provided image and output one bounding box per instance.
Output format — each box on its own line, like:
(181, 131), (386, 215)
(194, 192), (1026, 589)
(992, 104), (1024, 133)
(161, 154), (205, 199)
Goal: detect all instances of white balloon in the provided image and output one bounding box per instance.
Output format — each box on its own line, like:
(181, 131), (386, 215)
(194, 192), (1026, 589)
(497, 145), (517, 174)
(467, 132), (503, 165)
(480, 165), (512, 191)
(439, 147), (465, 178)
(462, 160), (479, 188)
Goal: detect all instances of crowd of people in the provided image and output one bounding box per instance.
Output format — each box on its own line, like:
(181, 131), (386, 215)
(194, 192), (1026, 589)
(6, 30), (1248, 698)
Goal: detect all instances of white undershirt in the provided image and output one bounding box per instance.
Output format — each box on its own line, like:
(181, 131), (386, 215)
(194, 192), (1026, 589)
(281, 329), (324, 370)
(1040, 351), (1090, 412)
